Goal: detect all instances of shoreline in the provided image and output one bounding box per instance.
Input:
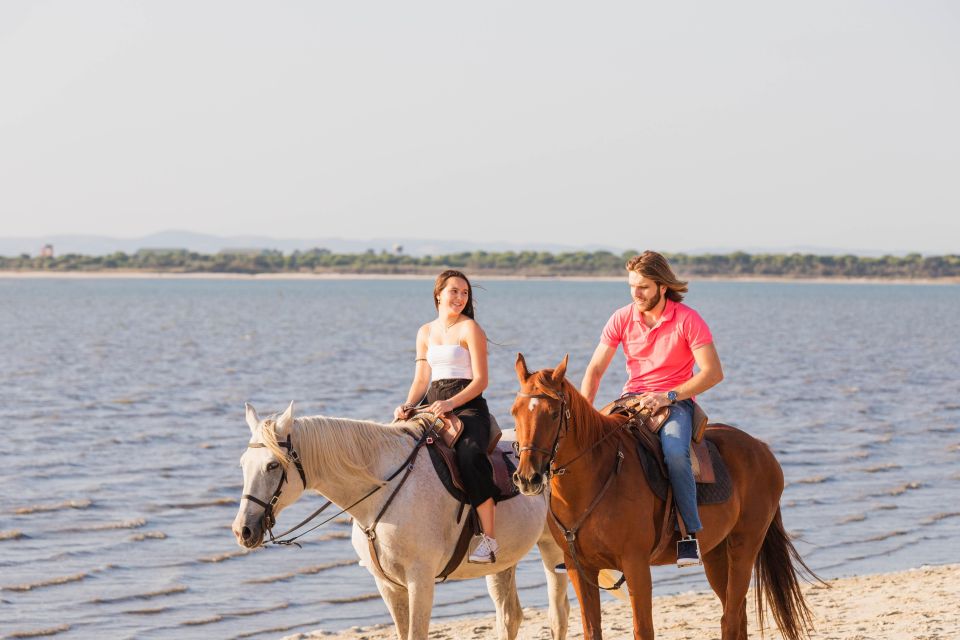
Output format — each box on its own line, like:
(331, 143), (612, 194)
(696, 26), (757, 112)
(1, 270), (957, 286)
(287, 563), (959, 640)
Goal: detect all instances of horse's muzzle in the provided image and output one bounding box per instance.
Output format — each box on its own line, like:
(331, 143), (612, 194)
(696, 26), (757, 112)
(513, 469), (546, 496)
(233, 518), (265, 549)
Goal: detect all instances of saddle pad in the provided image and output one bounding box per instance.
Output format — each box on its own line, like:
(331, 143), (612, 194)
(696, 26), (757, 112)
(427, 443), (521, 505)
(635, 438), (732, 506)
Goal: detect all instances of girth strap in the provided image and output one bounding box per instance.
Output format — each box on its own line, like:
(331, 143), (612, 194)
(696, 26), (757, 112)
(549, 446), (627, 592)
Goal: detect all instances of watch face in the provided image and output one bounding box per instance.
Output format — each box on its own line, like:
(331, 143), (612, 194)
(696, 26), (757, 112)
(667, 391), (678, 402)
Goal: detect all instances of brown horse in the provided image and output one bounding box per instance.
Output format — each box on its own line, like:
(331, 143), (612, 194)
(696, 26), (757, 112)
(511, 353), (818, 640)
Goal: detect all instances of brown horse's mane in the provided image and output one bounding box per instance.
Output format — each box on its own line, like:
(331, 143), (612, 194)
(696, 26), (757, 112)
(531, 369), (629, 451)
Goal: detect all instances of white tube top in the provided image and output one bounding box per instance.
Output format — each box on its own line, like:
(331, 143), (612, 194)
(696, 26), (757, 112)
(427, 344), (473, 381)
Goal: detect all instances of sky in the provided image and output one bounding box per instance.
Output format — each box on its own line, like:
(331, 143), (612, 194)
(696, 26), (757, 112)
(1, 1), (958, 254)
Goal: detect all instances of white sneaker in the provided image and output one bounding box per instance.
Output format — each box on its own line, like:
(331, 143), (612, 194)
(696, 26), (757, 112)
(468, 534), (499, 564)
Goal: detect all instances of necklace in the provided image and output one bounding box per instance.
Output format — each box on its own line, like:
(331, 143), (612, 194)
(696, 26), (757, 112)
(442, 317), (459, 333)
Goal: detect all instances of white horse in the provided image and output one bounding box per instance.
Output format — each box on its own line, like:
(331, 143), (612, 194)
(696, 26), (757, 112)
(232, 403), (570, 640)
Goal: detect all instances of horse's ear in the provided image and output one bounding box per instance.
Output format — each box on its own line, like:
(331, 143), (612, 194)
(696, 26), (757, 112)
(245, 403), (260, 435)
(277, 401), (295, 435)
(550, 354), (569, 385)
(515, 353), (530, 381)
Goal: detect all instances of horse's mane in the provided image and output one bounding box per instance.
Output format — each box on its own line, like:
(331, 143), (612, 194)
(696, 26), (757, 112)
(530, 370), (627, 450)
(260, 415), (424, 487)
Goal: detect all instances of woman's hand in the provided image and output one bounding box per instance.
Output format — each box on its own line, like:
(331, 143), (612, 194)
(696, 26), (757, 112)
(427, 399), (455, 416)
(394, 404), (415, 421)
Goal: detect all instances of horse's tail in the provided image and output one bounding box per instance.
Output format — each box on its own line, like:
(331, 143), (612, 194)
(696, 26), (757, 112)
(754, 507), (823, 640)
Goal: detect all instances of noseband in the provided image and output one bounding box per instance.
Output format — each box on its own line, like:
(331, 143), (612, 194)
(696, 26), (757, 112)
(243, 434), (307, 538)
(515, 390), (570, 477)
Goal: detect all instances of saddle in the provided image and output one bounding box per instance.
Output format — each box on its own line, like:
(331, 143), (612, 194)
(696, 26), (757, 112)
(414, 412), (520, 505)
(408, 413), (520, 581)
(599, 397), (732, 557)
(600, 396), (715, 483)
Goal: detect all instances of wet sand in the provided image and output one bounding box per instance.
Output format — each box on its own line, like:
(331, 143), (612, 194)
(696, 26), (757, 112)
(286, 563), (958, 640)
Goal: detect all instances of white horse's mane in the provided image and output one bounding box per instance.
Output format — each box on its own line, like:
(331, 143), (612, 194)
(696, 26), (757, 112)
(260, 415), (424, 487)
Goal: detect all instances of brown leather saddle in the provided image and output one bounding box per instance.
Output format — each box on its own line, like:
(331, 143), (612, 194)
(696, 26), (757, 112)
(408, 412), (520, 581)
(599, 396), (718, 484)
(410, 412), (519, 506)
(599, 397), (732, 557)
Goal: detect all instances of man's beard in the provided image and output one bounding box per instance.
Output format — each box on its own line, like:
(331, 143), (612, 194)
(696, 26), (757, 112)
(636, 287), (662, 312)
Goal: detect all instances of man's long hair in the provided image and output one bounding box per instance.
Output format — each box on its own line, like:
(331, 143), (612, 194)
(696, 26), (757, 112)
(625, 251), (688, 303)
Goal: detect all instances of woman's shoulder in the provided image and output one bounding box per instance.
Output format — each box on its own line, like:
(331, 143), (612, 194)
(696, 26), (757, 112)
(459, 317), (486, 340)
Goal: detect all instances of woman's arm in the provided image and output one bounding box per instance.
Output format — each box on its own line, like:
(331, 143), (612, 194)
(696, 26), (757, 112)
(394, 325), (432, 420)
(426, 321), (488, 415)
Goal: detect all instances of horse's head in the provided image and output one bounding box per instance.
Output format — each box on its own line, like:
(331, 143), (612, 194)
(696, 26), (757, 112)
(232, 402), (307, 548)
(511, 353), (570, 496)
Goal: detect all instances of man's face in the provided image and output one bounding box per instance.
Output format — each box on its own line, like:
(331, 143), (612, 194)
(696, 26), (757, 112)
(628, 271), (664, 312)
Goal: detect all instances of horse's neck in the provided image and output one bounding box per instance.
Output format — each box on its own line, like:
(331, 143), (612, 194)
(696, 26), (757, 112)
(554, 391), (626, 491)
(298, 418), (420, 523)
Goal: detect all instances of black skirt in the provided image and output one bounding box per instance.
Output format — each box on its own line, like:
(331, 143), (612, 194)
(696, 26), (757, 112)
(426, 379), (498, 507)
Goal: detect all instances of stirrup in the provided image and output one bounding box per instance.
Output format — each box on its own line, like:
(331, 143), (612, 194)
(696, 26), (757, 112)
(676, 535), (702, 568)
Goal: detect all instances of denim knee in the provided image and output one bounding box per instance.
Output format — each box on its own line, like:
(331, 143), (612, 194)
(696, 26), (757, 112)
(662, 446), (691, 470)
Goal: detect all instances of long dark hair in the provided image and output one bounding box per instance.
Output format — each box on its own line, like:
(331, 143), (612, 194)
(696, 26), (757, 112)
(433, 269), (475, 319)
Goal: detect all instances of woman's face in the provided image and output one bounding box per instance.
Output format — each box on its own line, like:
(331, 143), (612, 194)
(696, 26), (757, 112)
(437, 277), (470, 316)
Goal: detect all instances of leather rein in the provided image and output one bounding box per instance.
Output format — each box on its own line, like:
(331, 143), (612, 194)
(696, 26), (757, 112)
(515, 387), (631, 591)
(242, 423), (434, 551)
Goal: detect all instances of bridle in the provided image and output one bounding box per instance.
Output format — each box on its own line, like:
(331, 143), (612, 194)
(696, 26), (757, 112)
(242, 434), (307, 541)
(516, 387), (629, 477)
(240, 419), (436, 554)
(514, 384), (631, 592)
(515, 389), (570, 477)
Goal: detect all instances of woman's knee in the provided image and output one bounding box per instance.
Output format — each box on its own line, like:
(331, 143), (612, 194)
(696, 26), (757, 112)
(456, 437), (483, 462)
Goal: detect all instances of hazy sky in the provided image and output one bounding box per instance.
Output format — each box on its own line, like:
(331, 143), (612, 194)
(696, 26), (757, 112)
(1, 1), (958, 253)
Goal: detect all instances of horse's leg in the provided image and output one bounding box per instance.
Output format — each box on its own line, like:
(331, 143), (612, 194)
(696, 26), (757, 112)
(486, 566), (523, 640)
(374, 578), (410, 640)
(719, 532), (765, 640)
(536, 532), (570, 639)
(622, 558), (655, 640)
(567, 561), (603, 640)
(405, 569), (436, 640)
(703, 539), (734, 638)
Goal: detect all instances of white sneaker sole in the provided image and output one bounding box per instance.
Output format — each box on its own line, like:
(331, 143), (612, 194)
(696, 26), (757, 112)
(468, 553), (496, 564)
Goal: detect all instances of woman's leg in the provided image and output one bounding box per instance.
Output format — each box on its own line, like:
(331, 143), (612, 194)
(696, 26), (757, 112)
(476, 497), (495, 537)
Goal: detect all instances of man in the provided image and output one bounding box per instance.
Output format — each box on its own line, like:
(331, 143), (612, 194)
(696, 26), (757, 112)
(580, 250), (723, 567)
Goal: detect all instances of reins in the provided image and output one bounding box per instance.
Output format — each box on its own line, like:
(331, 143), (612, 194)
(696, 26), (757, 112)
(243, 421), (434, 550)
(515, 385), (633, 591)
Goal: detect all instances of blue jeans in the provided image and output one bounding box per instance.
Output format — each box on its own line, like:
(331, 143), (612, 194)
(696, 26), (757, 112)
(659, 399), (702, 533)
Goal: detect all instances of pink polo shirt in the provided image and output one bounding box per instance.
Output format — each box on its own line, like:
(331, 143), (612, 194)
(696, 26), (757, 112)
(600, 299), (713, 396)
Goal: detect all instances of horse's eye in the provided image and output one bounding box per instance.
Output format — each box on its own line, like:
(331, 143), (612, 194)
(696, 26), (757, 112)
(267, 461), (280, 471)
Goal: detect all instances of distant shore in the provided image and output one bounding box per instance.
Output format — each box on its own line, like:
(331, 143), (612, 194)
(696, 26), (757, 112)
(1, 270), (958, 285)
(286, 563), (959, 640)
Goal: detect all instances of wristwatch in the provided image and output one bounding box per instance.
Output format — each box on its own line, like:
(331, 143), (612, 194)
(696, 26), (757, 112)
(666, 390), (678, 404)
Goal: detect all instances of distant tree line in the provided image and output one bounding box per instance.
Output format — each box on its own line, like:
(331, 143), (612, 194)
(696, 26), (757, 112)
(2, 248), (959, 279)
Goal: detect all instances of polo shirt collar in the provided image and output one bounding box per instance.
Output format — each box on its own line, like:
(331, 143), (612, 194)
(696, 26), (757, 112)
(632, 298), (676, 328)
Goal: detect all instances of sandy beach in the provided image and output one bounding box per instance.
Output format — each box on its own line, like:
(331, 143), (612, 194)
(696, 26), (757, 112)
(286, 563), (959, 640)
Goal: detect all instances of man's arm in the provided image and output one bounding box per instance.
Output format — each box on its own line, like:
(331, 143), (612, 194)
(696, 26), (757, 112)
(580, 342), (617, 405)
(673, 342), (723, 400)
(636, 342), (723, 412)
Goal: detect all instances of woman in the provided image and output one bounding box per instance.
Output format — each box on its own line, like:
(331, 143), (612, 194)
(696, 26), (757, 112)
(393, 270), (499, 563)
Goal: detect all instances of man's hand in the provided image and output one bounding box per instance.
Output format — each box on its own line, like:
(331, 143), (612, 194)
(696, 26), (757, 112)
(637, 392), (671, 413)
